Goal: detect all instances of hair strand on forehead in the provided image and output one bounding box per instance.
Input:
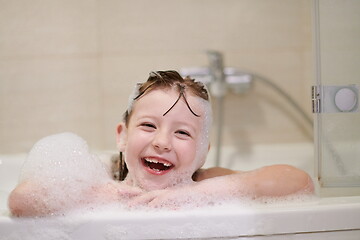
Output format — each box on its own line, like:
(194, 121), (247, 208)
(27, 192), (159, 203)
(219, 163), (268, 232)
(123, 70), (209, 125)
(162, 83), (201, 117)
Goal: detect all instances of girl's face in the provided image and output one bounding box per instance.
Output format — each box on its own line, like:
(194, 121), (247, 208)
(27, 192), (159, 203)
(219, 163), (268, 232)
(117, 88), (207, 191)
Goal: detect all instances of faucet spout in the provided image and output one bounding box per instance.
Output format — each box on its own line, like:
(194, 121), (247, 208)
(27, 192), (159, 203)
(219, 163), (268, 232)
(207, 50), (226, 97)
(207, 50), (225, 82)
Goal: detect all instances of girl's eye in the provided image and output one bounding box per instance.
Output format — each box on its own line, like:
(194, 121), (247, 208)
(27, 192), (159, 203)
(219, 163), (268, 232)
(176, 130), (191, 137)
(140, 123), (156, 130)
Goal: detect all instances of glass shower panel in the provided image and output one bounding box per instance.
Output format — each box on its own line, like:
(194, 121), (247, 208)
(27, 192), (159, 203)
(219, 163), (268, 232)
(315, 0), (360, 187)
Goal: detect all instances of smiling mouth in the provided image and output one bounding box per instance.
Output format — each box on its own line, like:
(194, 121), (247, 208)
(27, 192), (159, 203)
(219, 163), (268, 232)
(142, 157), (174, 172)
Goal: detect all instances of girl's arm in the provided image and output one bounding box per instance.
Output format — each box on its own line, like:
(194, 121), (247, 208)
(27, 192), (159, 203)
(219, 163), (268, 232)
(8, 180), (142, 217)
(129, 164), (314, 208)
(8, 181), (51, 217)
(195, 164), (313, 197)
(193, 167), (237, 181)
(221, 164), (314, 197)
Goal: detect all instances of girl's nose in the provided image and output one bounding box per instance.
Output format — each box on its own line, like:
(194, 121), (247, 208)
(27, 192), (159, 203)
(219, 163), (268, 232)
(152, 130), (172, 152)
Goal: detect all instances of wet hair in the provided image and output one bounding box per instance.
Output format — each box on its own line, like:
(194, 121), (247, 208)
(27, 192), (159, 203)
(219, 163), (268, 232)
(118, 70), (211, 181)
(123, 70), (209, 126)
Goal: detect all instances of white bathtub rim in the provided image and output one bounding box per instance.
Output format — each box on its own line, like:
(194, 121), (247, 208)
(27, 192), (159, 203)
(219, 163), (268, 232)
(0, 195), (360, 239)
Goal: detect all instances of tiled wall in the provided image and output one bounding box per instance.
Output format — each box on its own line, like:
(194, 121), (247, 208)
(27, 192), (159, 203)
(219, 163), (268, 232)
(0, 0), (313, 154)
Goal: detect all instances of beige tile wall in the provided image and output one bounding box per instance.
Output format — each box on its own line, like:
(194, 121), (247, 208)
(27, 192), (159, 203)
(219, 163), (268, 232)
(0, 0), (314, 154)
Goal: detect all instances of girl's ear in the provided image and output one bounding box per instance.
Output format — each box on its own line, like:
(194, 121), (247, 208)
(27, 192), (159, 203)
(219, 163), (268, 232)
(116, 122), (127, 152)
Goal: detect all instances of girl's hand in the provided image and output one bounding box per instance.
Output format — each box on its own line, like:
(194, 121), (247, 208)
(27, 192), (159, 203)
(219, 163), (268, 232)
(86, 181), (144, 204)
(127, 183), (215, 210)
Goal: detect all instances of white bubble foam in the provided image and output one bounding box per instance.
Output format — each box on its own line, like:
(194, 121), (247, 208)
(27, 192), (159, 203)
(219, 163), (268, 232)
(20, 132), (110, 184)
(15, 132), (317, 218)
(18, 132), (112, 216)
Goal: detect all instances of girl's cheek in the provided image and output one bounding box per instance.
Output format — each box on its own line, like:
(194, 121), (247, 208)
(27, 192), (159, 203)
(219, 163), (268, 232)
(129, 129), (150, 141)
(136, 133), (154, 145)
(178, 142), (197, 160)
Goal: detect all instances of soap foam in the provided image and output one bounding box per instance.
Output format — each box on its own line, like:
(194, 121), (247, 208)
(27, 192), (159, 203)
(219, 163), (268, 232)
(5, 132), (320, 239)
(20, 132), (109, 183)
(18, 132), (112, 216)
(15, 132), (317, 217)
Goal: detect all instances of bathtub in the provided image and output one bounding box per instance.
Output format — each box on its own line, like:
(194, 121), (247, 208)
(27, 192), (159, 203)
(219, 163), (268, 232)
(1, 142), (360, 240)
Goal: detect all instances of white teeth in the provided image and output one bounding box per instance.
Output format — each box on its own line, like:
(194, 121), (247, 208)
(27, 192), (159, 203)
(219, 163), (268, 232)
(144, 158), (159, 164)
(144, 158), (173, 167)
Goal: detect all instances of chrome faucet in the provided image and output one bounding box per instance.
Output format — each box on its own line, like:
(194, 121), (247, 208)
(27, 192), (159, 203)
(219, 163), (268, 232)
(207, 51), (227, 97)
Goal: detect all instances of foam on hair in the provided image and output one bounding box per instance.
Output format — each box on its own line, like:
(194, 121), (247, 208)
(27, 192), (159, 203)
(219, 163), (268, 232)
(194, 96), (212, 170)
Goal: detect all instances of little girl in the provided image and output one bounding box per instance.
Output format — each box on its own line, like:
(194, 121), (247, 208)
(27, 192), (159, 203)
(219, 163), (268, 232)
(9, 70), (314, 216)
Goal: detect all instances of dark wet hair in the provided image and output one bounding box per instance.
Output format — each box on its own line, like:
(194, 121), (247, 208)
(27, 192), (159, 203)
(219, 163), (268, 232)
(123, 70), (209, 126)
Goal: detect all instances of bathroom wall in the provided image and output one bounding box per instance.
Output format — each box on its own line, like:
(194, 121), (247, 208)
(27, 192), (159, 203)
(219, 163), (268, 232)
(0, 0), (313, 154)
